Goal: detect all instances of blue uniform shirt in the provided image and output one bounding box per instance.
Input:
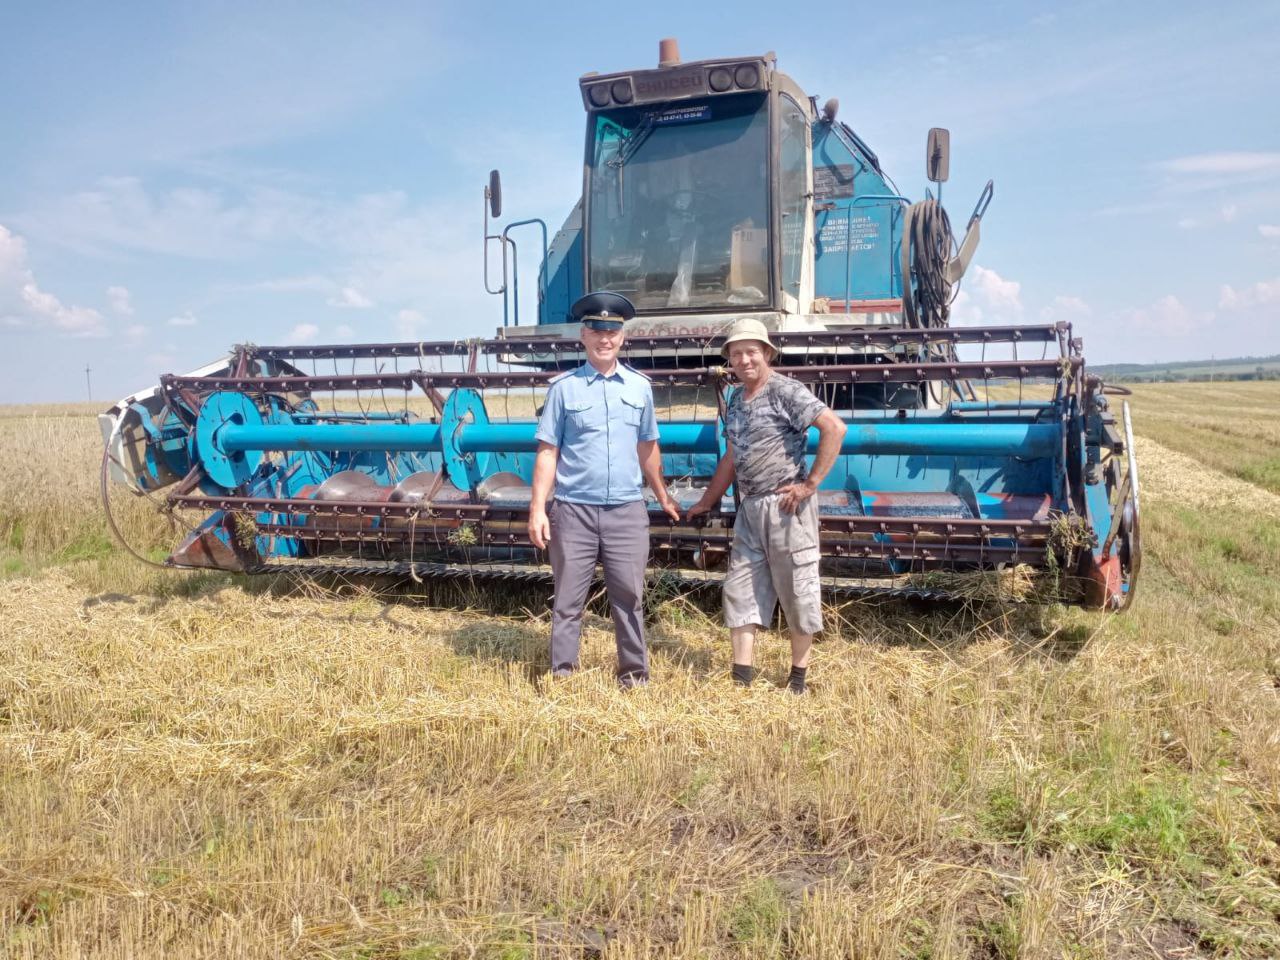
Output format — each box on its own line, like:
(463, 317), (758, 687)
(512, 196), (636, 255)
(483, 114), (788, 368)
(535, 362), (660, 505)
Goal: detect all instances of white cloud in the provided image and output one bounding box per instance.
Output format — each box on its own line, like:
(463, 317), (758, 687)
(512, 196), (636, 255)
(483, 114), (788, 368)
(973, 266), (1022, 314)
(1157, 152), (1280, 176)
(167, 311), (198, 326)
(1259, 224), (1280, 239)
(106, 285), (134, 316)
(288, 323), (320, 343)
(949, 266), (1022, 326)
(335, 324), (355, 338)
(949, 289), (977, 324)
(327, 285), (374, 309)
(18, 176), (337, 260)
(0, 224), (106, 337)
(1176, 206), (1240, 230)
(15, 177), (496, 339)
(1121, 294), (1197, 336)
(395, 308), (426, 339)
(1040, 295), (1092, 323)
(123, 324), (146, 339)
(1219, 277), (1280, 310)
(245, 274), (334, 294)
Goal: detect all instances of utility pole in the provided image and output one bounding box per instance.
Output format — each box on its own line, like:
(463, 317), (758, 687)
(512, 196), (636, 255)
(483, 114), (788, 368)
(85, 364), (92, 402)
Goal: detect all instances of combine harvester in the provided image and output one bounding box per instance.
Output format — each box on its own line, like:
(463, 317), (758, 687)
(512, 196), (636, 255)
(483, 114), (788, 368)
(101, 40), (1140, 609)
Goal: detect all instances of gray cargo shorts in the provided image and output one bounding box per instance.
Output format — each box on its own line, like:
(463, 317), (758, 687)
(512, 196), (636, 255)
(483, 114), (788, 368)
(722, 492), (823, 635)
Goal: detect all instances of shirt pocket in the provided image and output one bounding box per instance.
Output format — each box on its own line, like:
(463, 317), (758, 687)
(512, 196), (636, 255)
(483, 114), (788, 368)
(619, 392), (646, 428)
(566, 400), (602, 432)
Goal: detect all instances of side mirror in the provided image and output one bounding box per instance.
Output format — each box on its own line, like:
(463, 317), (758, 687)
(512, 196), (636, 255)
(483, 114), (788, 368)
(926, 128), (950, 184)
(487, 169), (503, 219)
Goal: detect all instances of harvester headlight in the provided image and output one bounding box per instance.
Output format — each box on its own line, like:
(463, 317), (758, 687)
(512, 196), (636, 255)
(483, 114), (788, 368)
(734, 63), (760, 89)
(587, 83), (612, 108)
(707, 66), (733, 92)
(610, 79), (634, 104)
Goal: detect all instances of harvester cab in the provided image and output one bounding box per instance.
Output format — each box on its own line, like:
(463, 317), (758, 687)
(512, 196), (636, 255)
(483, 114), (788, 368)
(100, 39), (1141, 610)
(487, 40), (986, 377)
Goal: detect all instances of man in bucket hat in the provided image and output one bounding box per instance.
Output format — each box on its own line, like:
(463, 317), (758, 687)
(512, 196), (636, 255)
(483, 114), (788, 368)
(528, 292), (681, 688)
(687, 318), (847, 693)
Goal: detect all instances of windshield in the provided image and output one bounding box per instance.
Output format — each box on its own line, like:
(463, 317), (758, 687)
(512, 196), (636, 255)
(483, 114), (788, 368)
(586, 94), (770, 312)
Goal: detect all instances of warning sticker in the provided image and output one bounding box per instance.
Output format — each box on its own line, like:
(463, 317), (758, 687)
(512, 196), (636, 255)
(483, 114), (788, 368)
(817, 213), (879, 253)
(813, 164), (855, 201)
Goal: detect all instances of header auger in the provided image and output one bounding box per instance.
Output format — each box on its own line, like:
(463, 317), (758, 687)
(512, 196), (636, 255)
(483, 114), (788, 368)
(100, 40), (1141, 610)
(101, 323), (1140, 608)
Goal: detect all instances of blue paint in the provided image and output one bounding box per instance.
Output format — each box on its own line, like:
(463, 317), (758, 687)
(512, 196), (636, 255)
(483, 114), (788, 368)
(539, 202), (583, 325)
(219, 418), (1056, 461)
(221, 421), (445, 453)
(195, 391), (264, 489)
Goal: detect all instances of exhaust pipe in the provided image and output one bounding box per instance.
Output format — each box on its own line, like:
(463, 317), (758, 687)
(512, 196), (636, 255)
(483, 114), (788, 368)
(658, 37), (680, 68)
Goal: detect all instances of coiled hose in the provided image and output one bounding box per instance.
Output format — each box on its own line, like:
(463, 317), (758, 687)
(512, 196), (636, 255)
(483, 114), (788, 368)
(901, 198), (956, 329)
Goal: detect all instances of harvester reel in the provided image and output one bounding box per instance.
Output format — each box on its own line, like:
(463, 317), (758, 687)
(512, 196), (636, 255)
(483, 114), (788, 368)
(101, 323), (1140, 611)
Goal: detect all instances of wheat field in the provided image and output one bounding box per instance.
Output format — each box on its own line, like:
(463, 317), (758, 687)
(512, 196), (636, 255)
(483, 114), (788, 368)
(2, 385), (1279, 958)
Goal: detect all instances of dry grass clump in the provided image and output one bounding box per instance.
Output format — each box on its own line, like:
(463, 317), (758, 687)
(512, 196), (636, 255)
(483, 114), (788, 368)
(906, 563), (1044, 604)
(1135, 435), (1280, 521)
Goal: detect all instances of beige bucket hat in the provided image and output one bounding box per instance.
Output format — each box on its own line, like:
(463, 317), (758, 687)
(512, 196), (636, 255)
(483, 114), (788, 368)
(720, 317), (778, 359)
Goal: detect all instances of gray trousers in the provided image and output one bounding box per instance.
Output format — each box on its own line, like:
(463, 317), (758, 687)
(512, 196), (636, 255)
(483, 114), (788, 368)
(548, 499), (649, 681)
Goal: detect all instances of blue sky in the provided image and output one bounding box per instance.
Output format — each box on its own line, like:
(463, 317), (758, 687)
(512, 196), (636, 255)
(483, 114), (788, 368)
(2, 0), (1277, 402)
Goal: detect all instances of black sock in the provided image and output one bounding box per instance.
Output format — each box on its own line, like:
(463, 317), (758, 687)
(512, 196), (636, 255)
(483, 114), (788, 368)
(731, 663), (755, 686)
(787, 666), (807, 694)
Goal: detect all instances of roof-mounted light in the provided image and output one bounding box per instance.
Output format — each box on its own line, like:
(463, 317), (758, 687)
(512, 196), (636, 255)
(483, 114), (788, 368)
(578, 56), (769, 112)
(610, 79), (634, 104)
(733, 64), (760, 89)
(586, 83), (611, 108)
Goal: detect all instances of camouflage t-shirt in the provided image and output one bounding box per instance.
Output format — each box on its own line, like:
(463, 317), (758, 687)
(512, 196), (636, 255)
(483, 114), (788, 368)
(724, 373), (828, 497)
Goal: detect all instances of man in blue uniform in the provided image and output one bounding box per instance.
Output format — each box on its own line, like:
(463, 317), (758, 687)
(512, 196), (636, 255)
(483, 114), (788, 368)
(528, 292), (681, 687)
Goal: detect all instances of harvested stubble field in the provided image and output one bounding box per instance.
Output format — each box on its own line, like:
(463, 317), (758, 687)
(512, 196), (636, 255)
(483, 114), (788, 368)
(2, 385), (1280, 959)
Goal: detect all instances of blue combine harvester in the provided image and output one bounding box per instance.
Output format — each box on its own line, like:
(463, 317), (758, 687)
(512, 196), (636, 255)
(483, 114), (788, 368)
(100, 40), (1140, 608)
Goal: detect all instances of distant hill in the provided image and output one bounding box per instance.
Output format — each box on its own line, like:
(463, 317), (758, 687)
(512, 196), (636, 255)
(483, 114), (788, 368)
(1089, 354), (1280, 383)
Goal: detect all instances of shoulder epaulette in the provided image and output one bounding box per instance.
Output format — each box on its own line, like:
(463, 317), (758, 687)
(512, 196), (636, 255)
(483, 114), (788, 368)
(548, 368), (574, 384)
(620, 362), (652, 382)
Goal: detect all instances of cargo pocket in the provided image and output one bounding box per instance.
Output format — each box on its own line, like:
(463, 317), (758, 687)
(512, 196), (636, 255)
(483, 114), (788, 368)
(790, 545), (822, 630)
(791, 545), (821, 591)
